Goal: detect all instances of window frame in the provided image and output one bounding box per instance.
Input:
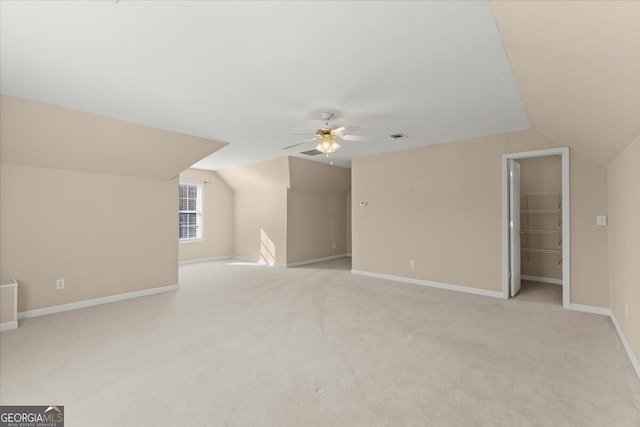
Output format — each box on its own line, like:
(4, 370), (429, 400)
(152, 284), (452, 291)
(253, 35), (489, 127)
(178, 181), (203, 243)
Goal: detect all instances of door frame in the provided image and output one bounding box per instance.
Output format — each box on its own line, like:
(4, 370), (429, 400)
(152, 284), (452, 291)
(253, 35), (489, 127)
(501, 147), (570, 309)
(508, 159), (522, 297)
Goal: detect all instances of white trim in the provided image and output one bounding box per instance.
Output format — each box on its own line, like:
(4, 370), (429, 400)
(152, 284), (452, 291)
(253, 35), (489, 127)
(569, 303), (612, 316)
(351, 270), (504, 299)
(502, 147), (571, 309)
(521, 275), (563, 285)
(346, 253), (352, 258)
(17, 284), (179, 320)
(178, 181), (203, 241)
(610, 313), (640, 380)
(227, 256), (285, 268)
(179, 255), (233, 265)
(178, 238), (204, 244)
(0, 279), (19, 330)
(286, 254), (350, 268)
(515, 298), (638, 379)
(0, 321), (18, 332)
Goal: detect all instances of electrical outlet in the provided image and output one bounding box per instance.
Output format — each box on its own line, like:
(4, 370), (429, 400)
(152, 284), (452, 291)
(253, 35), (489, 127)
(333, 243), (337, 249)
(625, 304), (629, 319)
(56, 279), (65, 290)
(409, 259), (416, 268)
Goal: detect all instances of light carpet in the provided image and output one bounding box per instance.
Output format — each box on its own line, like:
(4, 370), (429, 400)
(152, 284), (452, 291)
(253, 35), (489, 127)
(1, 258), (639, 426)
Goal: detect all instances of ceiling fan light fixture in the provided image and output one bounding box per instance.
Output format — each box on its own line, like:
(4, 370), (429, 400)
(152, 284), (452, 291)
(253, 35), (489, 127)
(316, 137), (341, 154)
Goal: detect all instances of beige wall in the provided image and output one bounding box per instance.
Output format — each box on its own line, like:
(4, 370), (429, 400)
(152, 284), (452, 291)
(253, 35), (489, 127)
(178, 169), (234, 262)
(519, 156), (563, 280)
(0, 96), (225, 314)
(218, 157), (350, 265)
(287, 158), (350, 264)
(0, 165), (178, 312)
(570, 149), (609, 306)
(287, 191), (347, 263)
(607, 134), (640, 365)
(0, 285), (16, 323)
(219, 158), (290, 265)
(352, 129), (610, 307)
(233, 189), (288, 265)
(0, 96), (225, 180)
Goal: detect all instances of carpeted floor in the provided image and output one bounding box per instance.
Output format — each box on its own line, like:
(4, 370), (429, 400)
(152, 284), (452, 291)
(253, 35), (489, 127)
(1, 258), (639, 426)
(517, 280), (563, 305)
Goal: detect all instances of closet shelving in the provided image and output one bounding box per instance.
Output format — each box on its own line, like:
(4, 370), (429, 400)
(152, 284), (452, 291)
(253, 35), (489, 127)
(521, 192), (563, 259)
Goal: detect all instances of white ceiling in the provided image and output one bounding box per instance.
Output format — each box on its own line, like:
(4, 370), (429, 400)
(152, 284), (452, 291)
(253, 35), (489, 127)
(0, 0), (530, 170)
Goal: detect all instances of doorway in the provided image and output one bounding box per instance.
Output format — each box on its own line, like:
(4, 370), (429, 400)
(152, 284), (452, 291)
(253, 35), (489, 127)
(502, 148), (570, 309)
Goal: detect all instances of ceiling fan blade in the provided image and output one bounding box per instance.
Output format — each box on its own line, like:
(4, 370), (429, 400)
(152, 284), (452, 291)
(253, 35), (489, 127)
(282, 137), (317, 150)
(333, 125), (361, 135)
(341, 134), (369, 142)
(332, 126), (346, 134)
(289, 133), (315, 136)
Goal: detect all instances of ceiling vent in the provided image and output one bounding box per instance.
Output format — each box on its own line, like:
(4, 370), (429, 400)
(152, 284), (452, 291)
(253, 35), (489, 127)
(389, 133), (408, 140)
(300, 149), (322, 156)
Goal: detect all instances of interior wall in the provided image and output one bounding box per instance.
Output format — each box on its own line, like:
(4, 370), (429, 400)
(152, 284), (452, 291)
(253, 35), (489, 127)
(218, 157), (290, 265)
(0, 165), (178, 312)
(352, 129), (610, 307)
(569, 149), (610, 306)
(518, 156), (563, 280)
(233, 189), (287, 265)
(178, 169), (234, 262)
(607, 133), (640, 365)
(0, 286), (14, 323)
(286, 158), (351, 264)
(287, 190), (347, 263)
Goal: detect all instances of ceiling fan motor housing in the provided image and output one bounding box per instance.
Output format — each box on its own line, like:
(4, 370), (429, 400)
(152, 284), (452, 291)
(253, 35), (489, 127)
(316, 128), (335, 137)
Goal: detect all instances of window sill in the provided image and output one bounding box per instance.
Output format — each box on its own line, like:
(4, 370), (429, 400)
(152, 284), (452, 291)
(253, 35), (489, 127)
(179, 238), (203, 244)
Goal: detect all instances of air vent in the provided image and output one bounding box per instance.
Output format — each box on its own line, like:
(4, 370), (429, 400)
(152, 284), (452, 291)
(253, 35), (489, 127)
(300, 149), (322, 156)
(389, 133), (408, 140)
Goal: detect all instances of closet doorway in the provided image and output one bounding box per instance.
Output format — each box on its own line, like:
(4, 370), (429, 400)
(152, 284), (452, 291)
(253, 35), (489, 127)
(502, 148), (570, 309)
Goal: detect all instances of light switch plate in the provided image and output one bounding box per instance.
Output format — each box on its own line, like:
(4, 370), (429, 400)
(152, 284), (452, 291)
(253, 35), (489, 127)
(596, 215), (607, 226)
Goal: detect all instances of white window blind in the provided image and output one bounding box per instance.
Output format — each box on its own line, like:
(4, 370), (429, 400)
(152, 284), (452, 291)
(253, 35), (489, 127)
(179, 183), (202, 240)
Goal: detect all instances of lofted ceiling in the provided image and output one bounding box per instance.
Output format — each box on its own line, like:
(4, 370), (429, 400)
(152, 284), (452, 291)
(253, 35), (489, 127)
(492, 0), (640, 164)
(1, 1), (637, 170)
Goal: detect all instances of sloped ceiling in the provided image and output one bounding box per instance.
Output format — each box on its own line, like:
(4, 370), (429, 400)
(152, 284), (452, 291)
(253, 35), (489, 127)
(1, 1), (637, 170)
(492, 0), (640, 164)
(0, 0), (529, 170)
(0, 96), (226, 180)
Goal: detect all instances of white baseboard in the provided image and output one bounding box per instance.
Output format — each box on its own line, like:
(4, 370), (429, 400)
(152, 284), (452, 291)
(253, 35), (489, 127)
(286, 254), (349, 268)
(568, 303), (639, 379)
(179, 255), (232, 265)
(18, 284), (179, 320)
(522, 275), (563, 285)
(351, 270), (504, 299)
(227, 256), (284, 267)
(569, 303), (612, 316)
(0, 320), (18, 332)
(610, 313), (640, 380)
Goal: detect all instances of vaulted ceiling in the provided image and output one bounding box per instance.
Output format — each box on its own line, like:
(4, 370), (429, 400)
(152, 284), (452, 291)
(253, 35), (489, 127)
(492, 0), (640, 164)
(1, 1), (638, 170)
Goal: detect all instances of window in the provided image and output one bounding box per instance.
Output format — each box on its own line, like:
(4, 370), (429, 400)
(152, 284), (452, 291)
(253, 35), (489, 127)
(179, 183), (202, 241)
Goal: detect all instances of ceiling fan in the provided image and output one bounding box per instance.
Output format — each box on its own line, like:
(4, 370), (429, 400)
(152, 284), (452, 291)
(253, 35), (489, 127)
(282, 112), (368, 154)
